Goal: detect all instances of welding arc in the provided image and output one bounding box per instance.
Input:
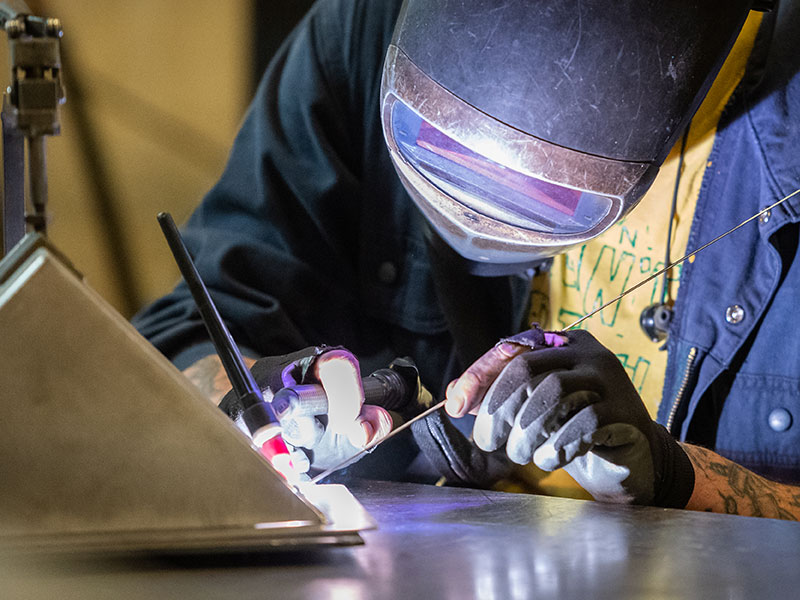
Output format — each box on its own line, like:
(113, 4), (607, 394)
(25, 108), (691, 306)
(310, 187), (800, 483)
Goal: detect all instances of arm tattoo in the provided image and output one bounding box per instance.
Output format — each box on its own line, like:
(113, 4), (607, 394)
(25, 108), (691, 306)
(682, 443), (800, 521)
(181, 355), (233, 405)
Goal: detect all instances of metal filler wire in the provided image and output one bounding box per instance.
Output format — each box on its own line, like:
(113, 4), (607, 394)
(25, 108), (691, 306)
(561, 187), (800, 332)
(309, 187), (800, 484)
(309, 399), (447, 484)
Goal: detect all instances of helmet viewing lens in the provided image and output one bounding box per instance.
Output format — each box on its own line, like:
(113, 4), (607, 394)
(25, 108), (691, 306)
(391, 100), (614, 235)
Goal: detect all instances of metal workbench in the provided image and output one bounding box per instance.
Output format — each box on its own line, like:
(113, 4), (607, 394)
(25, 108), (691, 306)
(4, 480), (800, 599)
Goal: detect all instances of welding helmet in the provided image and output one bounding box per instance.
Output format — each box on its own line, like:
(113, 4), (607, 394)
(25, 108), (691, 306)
(381, 0), (773, 271)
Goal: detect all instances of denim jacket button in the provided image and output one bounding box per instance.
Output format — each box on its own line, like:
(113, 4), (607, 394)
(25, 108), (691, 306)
(768, 408), (792, 432)
(725, 305), (745, 324)
(759, 209), (771, 225)
(377, 261), (398, 284)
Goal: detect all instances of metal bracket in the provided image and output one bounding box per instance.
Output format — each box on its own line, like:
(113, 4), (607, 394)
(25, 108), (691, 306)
(0, 10), (64, 257)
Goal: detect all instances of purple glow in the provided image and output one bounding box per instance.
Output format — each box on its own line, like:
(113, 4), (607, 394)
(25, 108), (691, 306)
(416, 121), (581, 216)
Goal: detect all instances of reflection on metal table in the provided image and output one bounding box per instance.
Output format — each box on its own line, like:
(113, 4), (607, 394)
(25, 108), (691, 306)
(4, 480), (800, 600)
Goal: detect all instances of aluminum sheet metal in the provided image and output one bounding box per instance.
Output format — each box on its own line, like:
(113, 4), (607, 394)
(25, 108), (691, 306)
(4, 480), (800, 600)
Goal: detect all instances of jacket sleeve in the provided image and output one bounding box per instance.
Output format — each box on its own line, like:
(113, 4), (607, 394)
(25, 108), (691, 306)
(132, 0), (398, 368)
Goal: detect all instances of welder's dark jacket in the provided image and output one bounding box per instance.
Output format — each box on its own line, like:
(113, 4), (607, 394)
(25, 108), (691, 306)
(134, 0), (800, 483)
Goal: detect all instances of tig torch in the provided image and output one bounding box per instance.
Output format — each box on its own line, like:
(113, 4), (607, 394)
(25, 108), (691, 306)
(157, 212), (415, 482)
(157, 212), (296, 480)
(270, 366), (411, 422)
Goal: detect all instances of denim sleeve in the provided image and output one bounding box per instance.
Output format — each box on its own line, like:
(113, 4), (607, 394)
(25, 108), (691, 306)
(132, 0), (401, 365)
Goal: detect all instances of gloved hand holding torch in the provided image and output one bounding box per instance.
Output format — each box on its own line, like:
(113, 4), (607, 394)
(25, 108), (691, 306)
(219, 345), (431, 477)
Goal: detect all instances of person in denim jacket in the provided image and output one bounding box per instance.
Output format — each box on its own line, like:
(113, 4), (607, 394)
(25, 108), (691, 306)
(134, 0), (800, 518)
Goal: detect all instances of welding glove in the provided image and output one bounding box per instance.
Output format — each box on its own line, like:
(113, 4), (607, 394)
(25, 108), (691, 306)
(471, 330), (694, 507)
(219, 346), (392, 475)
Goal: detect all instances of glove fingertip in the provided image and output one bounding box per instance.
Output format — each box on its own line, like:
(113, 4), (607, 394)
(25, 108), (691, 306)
(289, 449), (311, 474)
(507, 446), (534, 466)
(472, 418), (505, 453)
(532, 444), (563, 472)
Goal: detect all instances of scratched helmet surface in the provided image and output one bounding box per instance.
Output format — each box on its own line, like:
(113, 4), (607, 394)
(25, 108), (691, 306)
(381, 0), (759, 271)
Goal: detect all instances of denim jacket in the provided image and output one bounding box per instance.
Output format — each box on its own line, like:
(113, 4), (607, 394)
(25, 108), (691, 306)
(656, 6), (800, 482)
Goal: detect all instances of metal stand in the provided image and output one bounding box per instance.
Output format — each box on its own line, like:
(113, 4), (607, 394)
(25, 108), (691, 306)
(0, 6), (64, 257)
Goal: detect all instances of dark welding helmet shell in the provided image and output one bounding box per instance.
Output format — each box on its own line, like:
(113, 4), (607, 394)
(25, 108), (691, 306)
(381, 0), (758, 268)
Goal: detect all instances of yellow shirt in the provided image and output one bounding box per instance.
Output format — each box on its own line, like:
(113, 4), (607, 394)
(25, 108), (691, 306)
(506, 13), (763, 498)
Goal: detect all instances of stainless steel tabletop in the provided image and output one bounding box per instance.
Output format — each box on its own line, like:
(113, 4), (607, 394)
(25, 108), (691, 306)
(5, 480), (800, 599)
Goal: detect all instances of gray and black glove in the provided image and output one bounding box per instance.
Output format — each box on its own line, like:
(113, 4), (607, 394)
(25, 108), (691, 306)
(219, 345), (329, 422)
(219, 346), (362, 475)
(220, 348), (435, 477)
(473, 330), (694, 507)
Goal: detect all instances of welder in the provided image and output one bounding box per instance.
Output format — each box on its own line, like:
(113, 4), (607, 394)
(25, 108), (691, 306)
(134, 0), (800, 518)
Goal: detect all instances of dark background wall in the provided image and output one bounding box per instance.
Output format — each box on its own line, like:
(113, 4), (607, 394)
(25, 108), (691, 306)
(252, 1), (315, 92)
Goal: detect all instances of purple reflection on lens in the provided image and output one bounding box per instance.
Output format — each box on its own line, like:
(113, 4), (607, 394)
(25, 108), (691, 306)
(416, 121), (580, 216)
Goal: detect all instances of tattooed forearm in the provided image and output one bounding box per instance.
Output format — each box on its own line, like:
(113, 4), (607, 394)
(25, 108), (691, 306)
(182, 354), (256, 405)
(682, 443), (800, 521)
